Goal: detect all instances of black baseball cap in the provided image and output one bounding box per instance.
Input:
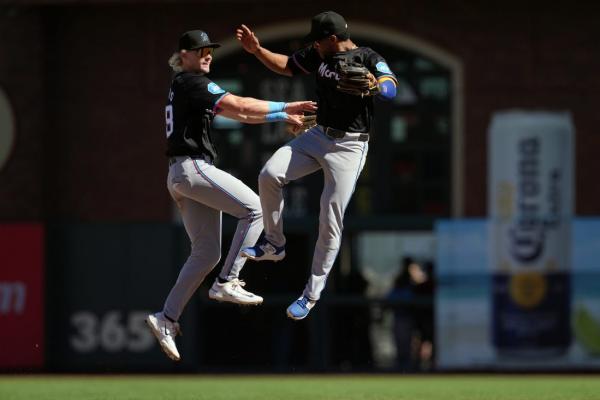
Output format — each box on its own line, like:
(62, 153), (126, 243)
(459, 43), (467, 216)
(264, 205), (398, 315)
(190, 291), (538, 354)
(178, 30), (221, 51)
(304, 11), (348, 42)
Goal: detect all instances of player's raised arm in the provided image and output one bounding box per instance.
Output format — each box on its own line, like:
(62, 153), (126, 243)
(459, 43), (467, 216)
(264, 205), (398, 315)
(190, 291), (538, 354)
(236, 24), (293, 77)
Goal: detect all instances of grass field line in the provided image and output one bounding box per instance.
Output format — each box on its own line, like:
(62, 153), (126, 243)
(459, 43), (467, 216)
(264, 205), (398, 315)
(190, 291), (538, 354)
(1, 375), (599, 400)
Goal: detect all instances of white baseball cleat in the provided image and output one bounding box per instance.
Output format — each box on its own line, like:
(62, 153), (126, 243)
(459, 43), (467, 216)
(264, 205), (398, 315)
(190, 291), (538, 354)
(209, 278), (264, 305)
(145, 312), (181, 361)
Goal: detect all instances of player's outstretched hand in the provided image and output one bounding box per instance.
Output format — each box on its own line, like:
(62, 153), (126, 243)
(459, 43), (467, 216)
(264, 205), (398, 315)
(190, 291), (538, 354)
(236, 24), (260, 54)
(285, 101), (318, 114)
(286, 113), (305, 126)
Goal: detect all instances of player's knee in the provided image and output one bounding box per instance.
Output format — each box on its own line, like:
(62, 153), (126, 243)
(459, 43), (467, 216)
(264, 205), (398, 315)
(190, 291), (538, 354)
(259, 165), (281, 187)
(258, 165), (275, 181)
(240, 204), (262, 222)
(206, 251), (221, 267)
(249, 206), (262, 221)
(247, 193), (262, 217)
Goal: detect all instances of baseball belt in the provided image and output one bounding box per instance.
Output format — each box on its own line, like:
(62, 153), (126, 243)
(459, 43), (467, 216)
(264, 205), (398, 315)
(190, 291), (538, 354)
(324, 126), (369, 142)
(169, 154), (211, 166)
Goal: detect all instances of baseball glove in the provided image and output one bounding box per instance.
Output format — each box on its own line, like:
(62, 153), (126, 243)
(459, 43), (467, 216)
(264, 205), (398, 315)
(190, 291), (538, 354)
(286, 113), (317, 137)
(336, 61), (379, 97)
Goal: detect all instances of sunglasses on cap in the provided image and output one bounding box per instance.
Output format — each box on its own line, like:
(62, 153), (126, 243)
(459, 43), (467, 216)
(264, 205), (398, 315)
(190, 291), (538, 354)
(194, 47), (215, 57)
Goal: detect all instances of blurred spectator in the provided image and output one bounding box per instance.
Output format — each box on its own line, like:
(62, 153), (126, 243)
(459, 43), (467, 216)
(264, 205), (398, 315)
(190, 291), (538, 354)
(387, 257), (434, 372)
(413, 260), (434, 371)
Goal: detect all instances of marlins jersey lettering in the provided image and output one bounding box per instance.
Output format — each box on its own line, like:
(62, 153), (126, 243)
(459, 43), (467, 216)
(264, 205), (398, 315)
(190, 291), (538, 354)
(165, 72), (229, 160)
(287, 46), (397, 133)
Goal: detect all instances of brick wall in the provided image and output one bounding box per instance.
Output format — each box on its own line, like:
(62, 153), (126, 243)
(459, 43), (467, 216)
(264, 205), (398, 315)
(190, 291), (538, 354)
(1, 1), (600, 220)
(0, 7), (45, 220)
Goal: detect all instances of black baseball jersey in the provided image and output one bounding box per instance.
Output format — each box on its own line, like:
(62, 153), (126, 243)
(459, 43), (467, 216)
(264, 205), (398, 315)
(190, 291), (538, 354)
(287, 46), (397, 133)
(165, 72), (229, 160)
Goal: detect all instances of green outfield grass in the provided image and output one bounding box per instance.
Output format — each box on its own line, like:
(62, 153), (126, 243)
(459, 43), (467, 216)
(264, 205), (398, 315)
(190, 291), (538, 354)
(0, 375), (598, 400)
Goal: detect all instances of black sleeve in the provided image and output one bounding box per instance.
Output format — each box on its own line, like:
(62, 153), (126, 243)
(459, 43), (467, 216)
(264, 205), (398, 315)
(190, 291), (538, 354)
(363, 49), (398, 84)
(286, 46), (321, 75)
(182, 74), (230, 112)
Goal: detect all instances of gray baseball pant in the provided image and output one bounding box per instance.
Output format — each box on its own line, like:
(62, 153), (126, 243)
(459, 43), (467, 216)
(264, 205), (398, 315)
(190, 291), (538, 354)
(163, 156), (263, 321)
(258, 126), (368, 301)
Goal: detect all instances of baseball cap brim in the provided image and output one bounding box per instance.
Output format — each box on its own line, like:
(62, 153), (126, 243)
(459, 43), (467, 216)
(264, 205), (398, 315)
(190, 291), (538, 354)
(188, 43), (221, 50)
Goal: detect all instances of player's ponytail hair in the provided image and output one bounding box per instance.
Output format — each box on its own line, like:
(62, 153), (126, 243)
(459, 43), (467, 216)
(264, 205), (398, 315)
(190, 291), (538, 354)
(168, 52), (183, 72)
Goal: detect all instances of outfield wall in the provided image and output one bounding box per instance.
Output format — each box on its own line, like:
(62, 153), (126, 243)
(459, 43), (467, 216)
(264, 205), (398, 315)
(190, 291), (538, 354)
(2, 219), (600, 372)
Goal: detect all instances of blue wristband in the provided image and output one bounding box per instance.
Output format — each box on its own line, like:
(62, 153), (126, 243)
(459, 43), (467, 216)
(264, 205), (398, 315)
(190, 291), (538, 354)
(267, 101), (286, 113)
(265, 112), (288, 122)
(377, 79), (397, 100)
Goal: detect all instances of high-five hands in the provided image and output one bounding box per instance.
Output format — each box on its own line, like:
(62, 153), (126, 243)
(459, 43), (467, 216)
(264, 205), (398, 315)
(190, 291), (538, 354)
(236, 24), (260, 54)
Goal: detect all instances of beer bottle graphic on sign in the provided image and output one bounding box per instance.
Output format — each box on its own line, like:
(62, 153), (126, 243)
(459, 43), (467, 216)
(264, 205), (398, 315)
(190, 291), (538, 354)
(488, 111), (574, 357)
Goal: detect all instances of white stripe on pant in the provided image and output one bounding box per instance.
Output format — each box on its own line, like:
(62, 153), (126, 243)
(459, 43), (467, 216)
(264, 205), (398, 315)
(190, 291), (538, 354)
(163, 156), (263, 320)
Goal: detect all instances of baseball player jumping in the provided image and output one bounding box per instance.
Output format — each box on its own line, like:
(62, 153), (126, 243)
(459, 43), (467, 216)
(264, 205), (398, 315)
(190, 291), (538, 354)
(146, 29), (316, 361)
(238, 12), (398, 320)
